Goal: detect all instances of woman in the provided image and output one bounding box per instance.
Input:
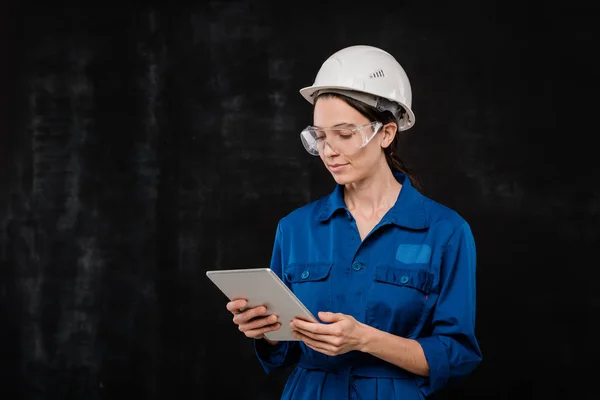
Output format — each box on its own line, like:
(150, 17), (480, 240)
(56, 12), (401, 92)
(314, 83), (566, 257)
(226, 45), (482, 399)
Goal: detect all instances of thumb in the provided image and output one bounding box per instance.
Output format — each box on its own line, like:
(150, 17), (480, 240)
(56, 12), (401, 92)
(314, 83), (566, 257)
(318, 311), (344, 322)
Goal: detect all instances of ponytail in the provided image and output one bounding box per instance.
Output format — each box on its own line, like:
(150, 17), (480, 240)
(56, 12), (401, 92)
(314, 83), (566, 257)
(384, 145), (423, 191)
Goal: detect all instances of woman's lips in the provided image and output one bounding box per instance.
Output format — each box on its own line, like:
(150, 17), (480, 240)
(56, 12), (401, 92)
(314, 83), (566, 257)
(328, 163), (348, 171)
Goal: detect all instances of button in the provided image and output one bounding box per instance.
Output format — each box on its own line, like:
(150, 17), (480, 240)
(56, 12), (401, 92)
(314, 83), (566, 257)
(352, 262), (363, 271)
(301, 270), (310, 279)
(400, 275), (409, 284)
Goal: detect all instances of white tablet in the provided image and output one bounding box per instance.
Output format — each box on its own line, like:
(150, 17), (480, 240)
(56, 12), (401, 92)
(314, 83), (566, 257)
(206, 268), (317, 341)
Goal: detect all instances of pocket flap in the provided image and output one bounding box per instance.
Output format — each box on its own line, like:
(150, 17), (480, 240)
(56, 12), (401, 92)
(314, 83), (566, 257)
(375, 266), (433, 293)
(286, 262), (333, 283)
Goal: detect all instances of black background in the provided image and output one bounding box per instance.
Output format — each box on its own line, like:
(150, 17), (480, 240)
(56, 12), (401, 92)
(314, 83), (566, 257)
(1, 1), (598, 399)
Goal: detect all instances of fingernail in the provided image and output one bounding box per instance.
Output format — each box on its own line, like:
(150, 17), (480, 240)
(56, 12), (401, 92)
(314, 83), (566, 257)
(269, 315), (277, 323)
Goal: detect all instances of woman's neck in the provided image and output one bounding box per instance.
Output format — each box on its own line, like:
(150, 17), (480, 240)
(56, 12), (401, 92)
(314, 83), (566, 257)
(344, 164), (402, 220)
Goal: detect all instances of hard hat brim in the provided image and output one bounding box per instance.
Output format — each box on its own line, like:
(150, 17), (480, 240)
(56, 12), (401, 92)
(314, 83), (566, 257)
(299, 85), (416, 131)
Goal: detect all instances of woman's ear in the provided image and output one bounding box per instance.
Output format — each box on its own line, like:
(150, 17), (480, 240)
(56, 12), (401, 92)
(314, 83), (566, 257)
(380, 122), (398, 149)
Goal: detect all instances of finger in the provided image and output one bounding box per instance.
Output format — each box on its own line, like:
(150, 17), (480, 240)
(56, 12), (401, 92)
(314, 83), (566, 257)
(291, 319), (337, 335)
(244, 322), (281, 338)
(318, 311), (345, 322)
(292, 327), (336, 344)
(233, 305), (268, 324)
(226, 299), (247, 313)
(291, 327), (331, 345)
(239, 314), (279, 332)
(292, 330), (336, 355)
(304, 342), (335, 357)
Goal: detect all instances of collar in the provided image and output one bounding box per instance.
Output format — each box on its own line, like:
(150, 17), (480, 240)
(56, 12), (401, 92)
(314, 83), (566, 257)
(316, 172), (429, 230)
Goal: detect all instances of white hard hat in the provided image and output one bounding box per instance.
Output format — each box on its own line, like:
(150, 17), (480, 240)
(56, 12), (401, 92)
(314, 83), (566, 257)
(299, 45), (415, 131)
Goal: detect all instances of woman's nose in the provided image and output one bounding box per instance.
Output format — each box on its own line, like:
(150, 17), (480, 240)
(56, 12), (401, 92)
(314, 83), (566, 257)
(321, 140), (339, 156)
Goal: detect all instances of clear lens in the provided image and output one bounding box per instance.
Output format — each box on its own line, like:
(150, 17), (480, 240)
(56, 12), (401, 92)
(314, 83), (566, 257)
(300, 122), (382, 156)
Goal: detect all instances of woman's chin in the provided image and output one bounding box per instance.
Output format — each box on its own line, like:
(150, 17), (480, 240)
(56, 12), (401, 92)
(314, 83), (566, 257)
(330, 170), (354, 185)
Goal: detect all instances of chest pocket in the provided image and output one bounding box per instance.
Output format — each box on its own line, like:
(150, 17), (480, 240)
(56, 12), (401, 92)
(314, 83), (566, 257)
(366, 266), (434, 337)
(285, 262), (333, 317)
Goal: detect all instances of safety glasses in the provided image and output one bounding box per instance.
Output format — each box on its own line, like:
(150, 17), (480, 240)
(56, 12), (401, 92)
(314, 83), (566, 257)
(300, 121), (383, 156)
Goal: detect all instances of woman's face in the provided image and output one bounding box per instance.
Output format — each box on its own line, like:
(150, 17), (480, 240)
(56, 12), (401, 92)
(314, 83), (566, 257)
(313, 96), (390, 185)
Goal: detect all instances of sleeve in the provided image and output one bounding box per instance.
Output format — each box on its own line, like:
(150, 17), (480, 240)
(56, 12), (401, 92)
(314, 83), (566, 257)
(254, 221), (301, 373)
(415, 222), (483, 395)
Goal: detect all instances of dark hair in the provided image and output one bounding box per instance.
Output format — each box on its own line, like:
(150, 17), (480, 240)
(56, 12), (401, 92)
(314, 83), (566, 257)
(314, 92), (422, 191)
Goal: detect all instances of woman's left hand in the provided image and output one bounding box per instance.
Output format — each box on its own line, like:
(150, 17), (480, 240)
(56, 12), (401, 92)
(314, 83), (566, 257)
(290, 311), (367, 356)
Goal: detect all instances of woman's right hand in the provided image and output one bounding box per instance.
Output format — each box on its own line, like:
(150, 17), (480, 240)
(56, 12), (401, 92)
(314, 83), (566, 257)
(226, 299), (281, 344)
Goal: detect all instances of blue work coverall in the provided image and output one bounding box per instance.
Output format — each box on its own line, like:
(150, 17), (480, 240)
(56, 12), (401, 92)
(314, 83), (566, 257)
(254, 172), (482, 399)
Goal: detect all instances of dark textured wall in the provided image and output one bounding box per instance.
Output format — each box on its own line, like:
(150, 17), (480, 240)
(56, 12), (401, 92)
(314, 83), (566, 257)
(1, 1), (598, 399)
